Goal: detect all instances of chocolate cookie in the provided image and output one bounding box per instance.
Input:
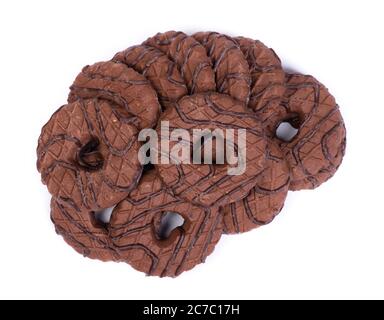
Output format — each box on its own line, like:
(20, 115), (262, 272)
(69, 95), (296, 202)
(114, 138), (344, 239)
(193, 32), (251, 103)
(68, 61), (161, 129)
(109, 171), (223, 277)
(222, 140), (290, 234)
(113, 45), (188, 109)
(37, 99), (142, 210)
(235, 37), (286, 135)
(156, 92), (267, 208)
(51, 198), (120, 262)
(143, 31), (216, 94)
(275, 73), (346, 190)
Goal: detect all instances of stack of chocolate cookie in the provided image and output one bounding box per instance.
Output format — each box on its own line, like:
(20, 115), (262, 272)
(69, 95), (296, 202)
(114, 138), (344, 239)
(37, 31), (346, 277)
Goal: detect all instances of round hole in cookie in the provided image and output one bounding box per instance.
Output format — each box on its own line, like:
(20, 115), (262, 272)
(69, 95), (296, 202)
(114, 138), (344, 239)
(92, 206), (114, 228)
(77, 137), (104, 171)
(276, 121), (299, 142)
(157, 212), (185, 240)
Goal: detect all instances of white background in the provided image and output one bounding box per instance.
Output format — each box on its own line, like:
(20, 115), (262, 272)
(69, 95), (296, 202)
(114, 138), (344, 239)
(0, 0), (383, 300)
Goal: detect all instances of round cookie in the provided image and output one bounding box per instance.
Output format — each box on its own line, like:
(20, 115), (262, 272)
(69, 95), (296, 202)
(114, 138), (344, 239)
(109, 171), (224, 277)
(113, 45), (188, 109)
(68, 61), (161, 129)
(143, 31), (216, 94)
(51, 198), (120, 262)
(235, 37), (286, 135)
(274, 73), (346, 190)
(156, 92), (267, 208)
(222, 140), (290, 234)
(37, 99), (142, 211)
(193, 32), (251, 103)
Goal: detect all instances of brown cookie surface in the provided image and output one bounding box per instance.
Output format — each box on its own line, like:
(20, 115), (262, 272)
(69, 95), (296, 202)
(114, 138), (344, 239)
(275, 74), (346, 190)
(235, 37), (286, 134)
(113, 45), (188, 109)
(156, 92), (267, 208)
(68, 61), (161, 129)
(109, 171), (223, 277)
(143, 31), (216, 94)
(222, 140), (290, 234)
(193, 32), (251, 103)
(51, 198), (120, 262)
(37, 99), (142, 211)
